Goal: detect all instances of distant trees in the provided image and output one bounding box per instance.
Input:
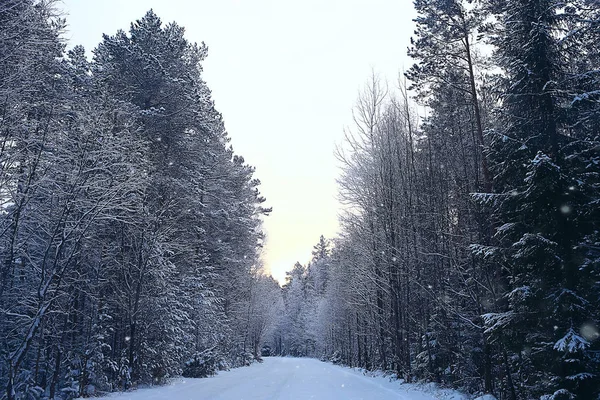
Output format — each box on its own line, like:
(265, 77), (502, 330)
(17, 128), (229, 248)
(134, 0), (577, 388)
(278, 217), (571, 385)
(272, 237), (333, 358)
(0, 4), (273, 399)
(276, 1), (599, 399)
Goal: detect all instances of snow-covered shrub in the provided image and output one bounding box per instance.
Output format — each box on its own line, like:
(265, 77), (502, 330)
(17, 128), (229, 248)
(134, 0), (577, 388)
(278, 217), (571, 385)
(329, 351), (342, 365)
(234, 351), (256, 367)
(182, 352), (223, 378)
(261, 345), (272, 357)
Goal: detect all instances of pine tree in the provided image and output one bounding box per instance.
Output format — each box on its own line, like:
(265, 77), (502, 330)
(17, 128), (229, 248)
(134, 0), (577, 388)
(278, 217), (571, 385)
(1, 6), (270, 397)
(407, 0), (491, 191)
(477, 0), (600, 398)
(92, 10), (270, 384)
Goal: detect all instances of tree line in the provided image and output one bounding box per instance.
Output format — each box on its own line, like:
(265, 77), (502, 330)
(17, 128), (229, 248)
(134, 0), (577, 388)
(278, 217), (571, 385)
(0, 2), (283, 399)
(274, 1), (599, 399)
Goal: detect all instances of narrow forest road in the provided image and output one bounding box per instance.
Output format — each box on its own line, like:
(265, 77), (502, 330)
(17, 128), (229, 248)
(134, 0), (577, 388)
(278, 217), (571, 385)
(86, 357), (461, 400)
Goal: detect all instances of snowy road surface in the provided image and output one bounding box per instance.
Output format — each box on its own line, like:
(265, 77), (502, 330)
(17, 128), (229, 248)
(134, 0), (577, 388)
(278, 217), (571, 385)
(87, 357), (463, 400)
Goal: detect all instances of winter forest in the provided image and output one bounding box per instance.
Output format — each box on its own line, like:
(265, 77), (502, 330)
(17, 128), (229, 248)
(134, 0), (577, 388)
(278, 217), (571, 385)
(0, 0), (599, 400)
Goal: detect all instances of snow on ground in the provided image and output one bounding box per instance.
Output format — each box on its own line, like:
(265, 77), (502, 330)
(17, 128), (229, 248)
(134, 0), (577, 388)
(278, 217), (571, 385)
(83, 357), (470, 400)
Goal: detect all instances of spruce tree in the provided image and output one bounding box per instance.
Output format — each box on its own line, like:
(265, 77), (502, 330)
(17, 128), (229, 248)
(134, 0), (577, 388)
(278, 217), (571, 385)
(478, 0), (600, 398)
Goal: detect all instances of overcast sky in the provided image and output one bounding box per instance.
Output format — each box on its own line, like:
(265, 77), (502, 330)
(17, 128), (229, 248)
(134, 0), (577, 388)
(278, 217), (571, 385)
(60, 0), (416, 283)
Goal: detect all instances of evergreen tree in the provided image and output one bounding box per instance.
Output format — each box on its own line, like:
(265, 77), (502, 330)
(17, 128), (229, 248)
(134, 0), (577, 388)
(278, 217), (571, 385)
(477, 0), (600, 398)
(0, 6), (270, 398)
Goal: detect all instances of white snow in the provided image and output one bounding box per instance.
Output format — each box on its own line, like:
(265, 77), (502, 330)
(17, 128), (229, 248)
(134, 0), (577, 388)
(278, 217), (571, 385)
(82, 357), (468, 400)
(474, 396), (497, 400)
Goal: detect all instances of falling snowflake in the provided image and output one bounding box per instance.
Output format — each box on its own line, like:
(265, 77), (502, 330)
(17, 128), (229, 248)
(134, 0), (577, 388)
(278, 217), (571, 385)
(580, 323), (600, 342)
(560, 205), (572, 214)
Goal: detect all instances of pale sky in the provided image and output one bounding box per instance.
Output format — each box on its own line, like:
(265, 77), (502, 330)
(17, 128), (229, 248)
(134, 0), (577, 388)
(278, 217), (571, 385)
(60, 0), (416, 284)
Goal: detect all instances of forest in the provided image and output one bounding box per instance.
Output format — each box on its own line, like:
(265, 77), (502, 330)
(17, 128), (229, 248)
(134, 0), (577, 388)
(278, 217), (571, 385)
(1, 1), (599, 400)
(275, 1), (600, 400)
(0, 2), (281, 399)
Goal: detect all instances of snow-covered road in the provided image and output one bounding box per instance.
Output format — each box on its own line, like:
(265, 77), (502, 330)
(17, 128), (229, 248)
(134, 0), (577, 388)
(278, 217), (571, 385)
(87, 357), (462, 400)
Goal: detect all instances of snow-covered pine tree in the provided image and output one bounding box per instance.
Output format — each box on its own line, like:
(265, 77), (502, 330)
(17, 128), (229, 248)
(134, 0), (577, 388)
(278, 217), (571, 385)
(407, 0), (491, 191)
(0, 3), (153, 397)
(92, 11), (269, 385)
(477, 0), (600, 398)
(306, 235), (331, 295)
(280, 262), (309, 356)
(0, 6), (269, 397)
